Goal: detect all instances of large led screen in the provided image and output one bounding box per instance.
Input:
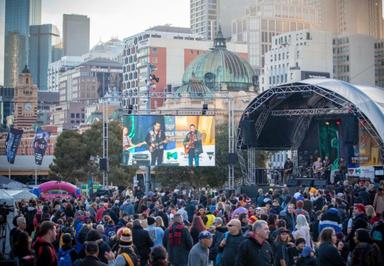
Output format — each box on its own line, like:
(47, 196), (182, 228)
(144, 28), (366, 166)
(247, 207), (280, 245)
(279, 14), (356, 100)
(122, 115), (215, 166)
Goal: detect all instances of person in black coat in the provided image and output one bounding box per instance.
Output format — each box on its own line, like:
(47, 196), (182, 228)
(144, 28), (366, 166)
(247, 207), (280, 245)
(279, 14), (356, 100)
(219, 219), (245, 266)
(132, 219), (154, 266)
(316, 228), (345, 266)
(235, 220), (273, 266)
(74, 241), (108, 266)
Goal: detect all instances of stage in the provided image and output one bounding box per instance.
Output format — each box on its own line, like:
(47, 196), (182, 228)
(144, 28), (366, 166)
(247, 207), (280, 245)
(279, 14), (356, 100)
(236, 79), (384, 186)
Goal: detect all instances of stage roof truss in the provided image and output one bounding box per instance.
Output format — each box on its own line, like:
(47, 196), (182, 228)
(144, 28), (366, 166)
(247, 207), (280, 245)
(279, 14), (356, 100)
(271, 107), (351, 117)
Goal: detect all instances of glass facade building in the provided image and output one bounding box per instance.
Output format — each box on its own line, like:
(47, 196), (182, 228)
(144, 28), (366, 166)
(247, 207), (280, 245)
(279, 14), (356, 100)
(29, 24), (62, 91)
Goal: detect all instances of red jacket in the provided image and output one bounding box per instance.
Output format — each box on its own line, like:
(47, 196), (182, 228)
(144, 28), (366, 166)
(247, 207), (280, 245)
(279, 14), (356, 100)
(33, 237), (58, 266)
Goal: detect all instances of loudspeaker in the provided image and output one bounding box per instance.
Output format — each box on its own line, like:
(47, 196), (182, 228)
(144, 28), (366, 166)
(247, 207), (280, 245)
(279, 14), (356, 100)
(228, 153), (238, 165)
(314, 180), (327, 188)
(287, 179), (299, 187)
(343, 116), (358, 144)
(99, 158), (108, 171)
(255, 169), (268, 184)
(202, 104), (208, 115)
(241, 120), (257, 146)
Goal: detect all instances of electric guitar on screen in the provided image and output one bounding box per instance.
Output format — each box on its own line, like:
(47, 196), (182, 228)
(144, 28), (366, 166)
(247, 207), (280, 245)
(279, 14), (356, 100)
(124, 141), (146, 151)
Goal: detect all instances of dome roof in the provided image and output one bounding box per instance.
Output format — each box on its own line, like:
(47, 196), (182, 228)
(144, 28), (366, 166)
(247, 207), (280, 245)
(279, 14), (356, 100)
(176, 78), (213, 99)
(182, 27), (255, 91)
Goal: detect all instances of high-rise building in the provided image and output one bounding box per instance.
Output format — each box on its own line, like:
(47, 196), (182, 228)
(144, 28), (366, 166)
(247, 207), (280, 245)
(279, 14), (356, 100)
(313, 0), (384, 39)
(232, 0), (320, 74)
(63, 14), (90, 56)
(0, 0), (5, 86)
(375, 40), (384, 88)
(190, 0), (254, 40)
(29, 24), (62, 91)
(333, 34), (376, 86)
(122, 25), (248, 109)
(29, 0), (42, 25)
(262, 30), (333, 91)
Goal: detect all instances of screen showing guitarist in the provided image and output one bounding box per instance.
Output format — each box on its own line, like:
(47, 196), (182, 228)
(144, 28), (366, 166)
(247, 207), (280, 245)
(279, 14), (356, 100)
(183, 124), (203, 167)
(312, 157), (323, 179)
(145, 121), (168, 166)
(122, 127), (146, 165)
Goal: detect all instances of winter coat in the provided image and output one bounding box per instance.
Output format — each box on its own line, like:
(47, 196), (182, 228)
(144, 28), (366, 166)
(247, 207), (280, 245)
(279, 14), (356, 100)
(235, 234), (273, 266)
(220, 233), (245, 266)
(316, 242), (345, 266)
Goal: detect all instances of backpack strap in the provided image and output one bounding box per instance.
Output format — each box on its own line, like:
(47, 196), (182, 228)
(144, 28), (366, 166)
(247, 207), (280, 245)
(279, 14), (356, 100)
(121, 252), (134, 266)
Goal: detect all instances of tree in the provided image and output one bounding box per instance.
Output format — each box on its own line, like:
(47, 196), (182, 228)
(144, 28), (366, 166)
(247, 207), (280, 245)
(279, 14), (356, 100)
(82, 121), (137, 186)
(49, 130), (88, 182)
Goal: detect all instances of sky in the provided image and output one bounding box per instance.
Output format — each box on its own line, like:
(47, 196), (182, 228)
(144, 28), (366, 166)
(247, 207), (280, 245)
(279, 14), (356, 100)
(42, 0), (190, 47)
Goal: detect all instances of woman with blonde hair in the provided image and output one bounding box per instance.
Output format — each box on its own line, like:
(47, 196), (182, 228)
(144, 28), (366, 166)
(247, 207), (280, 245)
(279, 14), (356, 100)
(293, 214), (313, 247)
(155, 216), (165, 231)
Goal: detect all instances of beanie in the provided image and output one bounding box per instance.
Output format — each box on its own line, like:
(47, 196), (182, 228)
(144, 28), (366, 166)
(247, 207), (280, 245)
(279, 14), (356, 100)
(147, 216), (156, 226)
(296, 200), (304, 209)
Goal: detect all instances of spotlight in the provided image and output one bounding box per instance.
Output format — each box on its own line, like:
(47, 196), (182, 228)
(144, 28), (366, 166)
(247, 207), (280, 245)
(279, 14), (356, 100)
(335, 120), (342, 126)
(325, 121), (330, 126)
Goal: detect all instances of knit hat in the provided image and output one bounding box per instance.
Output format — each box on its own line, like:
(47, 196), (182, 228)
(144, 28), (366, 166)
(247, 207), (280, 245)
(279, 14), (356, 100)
(119, 228), (133, 247)
(147, 216), (156, 226)
(301, 246), (313, 257)
(199, 230), (212, 240)
(248, 216), (257, 224)
(354, 203), (365, 213)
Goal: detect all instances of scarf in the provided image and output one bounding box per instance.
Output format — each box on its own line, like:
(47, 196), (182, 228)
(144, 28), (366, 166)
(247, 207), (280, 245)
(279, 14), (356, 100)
(168, 223), (185, 246)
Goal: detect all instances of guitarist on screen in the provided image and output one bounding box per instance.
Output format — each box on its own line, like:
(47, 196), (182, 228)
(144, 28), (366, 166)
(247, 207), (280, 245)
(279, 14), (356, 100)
(122, 126), (146, 165)
(145, 121), (168, 166)
(183, 124), (203, 167)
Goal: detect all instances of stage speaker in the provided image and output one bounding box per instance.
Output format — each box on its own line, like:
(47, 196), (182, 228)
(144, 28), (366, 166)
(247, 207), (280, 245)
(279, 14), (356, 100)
(241, 120), (257, 146)
(256, 169), (268, 185)
(344, 116), (358, 144)
(228, 153), (238, 165)
(99, 158), (108, 171)
(287, 179), (299, 187)
(314, 180), (327, 188)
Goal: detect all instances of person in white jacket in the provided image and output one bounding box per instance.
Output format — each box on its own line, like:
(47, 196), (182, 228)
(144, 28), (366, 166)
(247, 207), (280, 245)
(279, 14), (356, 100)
(292, 214), (313, 248)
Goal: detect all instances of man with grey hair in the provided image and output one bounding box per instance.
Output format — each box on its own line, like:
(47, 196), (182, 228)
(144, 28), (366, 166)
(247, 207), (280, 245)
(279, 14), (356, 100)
(235, 220), (273, 266)
(10, 216), (27, 256)
(163, 213), (193, 266)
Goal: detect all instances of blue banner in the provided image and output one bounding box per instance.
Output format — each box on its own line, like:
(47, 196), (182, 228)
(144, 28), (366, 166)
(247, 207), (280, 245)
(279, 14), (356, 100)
(33, 129), (50, 165)
(5, 128), (23, 164)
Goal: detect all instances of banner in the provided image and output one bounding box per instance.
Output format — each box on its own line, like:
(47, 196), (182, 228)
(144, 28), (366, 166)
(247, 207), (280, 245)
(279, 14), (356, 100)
(5, 128), (23, 164)
(33, 129), (50, 165)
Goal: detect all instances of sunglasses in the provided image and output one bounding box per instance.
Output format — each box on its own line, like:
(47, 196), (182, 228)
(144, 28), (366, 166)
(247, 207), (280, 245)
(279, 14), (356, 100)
(227, 224), (237, 227)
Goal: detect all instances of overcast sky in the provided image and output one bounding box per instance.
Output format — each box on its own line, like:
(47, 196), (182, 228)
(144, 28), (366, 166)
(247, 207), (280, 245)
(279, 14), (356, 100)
(42, 0), (190, 47)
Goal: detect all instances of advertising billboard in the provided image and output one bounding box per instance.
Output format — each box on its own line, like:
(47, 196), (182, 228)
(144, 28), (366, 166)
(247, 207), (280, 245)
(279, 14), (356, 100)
(122, 115), (215, 166)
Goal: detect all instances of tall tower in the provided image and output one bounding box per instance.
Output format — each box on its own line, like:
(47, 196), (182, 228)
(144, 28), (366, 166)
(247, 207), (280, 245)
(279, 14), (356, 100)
(13, 65), (38, 130)
(63, 14), (90, 56)
(29, 24), (62, 91)
(4, 0), (42, 87)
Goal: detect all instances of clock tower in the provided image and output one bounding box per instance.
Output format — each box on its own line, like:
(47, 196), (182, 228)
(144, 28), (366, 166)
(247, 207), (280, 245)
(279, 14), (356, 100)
(13, 65), (38, 130)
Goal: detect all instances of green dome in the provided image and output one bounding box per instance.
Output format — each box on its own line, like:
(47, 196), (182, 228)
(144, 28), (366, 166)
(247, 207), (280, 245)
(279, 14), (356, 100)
(182, 28), (255, 91)
(176, 79), (213, 99)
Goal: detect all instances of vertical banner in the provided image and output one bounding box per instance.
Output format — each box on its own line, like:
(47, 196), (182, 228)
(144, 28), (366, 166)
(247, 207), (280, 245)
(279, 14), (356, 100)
(5, 128), (23, 164)
(33, 129), (50, 165)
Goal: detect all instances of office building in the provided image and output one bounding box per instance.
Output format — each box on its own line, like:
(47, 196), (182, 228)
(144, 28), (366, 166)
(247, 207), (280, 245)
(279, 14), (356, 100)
(0, 1), (5, 86)
(333, 34), (375, 86)
(190, 0), (254, 40)
(122, 25), (248, 109)
(63, 14), (90, 56)
(232, 0), (319, 74)
(0, 86), (14, 126)
(47, 56), (84, 92)
(374, 40), (384, 88)
(3, 0), (42, 88)
(262, 30), (333, 91)
(29, 24), (62, 91)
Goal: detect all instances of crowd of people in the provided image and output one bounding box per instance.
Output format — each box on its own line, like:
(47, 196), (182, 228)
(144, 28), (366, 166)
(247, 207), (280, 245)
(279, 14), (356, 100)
(3, 178), (384, 266)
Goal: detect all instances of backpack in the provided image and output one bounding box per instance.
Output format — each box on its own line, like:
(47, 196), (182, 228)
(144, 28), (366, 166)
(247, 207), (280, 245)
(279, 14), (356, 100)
(58, 248), (73, 266)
